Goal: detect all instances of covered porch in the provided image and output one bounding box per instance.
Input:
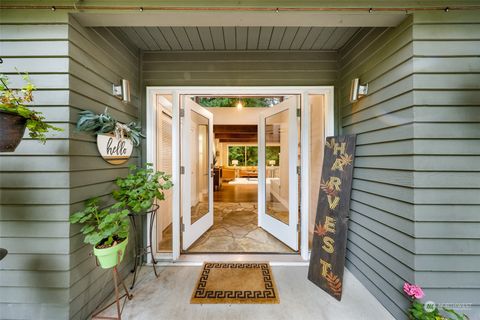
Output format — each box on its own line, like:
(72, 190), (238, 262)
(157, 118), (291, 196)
(0, 2), (479, 320)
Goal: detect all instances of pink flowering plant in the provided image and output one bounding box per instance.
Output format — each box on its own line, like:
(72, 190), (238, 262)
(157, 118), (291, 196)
(403, 282), (469, 320)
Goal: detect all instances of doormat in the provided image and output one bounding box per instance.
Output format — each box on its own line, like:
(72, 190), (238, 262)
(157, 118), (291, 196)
(191, 262), (279, 304)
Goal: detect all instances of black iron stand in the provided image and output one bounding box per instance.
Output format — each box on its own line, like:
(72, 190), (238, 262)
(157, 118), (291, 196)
(92, 251), (133, 320)
(129, 204), (159, 289)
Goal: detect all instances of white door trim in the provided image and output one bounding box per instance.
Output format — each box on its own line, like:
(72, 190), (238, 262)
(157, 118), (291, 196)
(146, 86), (334, 261)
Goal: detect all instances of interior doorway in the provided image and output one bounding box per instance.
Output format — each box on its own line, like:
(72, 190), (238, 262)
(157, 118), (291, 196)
(183, 95), (297, 253)
(146, 87), (334, 261)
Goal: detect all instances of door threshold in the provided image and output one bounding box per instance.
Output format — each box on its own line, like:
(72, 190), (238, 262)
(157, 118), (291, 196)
(153, 253), (308, 266)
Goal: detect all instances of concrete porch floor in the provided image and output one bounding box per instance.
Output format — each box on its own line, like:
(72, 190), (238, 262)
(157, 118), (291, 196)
(98, 265), (394, 320)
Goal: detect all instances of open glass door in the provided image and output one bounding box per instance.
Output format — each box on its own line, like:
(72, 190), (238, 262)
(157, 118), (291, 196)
(181, 96), (214, 250)
(258, 96), (299, 251)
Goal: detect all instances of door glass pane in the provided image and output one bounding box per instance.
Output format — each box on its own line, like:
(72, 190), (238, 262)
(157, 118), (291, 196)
(190, 110), (210, 224)
(265, 110), (289, 225)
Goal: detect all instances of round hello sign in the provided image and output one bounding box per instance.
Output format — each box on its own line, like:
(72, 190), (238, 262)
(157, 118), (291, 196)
(97, 133), (133, 165)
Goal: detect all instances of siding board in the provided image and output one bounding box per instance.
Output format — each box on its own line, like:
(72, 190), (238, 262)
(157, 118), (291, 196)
(341, 12), (480, 318)
(339, 17), (415, 318)
(66, 16), (139, 319)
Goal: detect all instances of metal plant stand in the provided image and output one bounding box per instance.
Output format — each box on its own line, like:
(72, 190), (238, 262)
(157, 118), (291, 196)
(92, 251), (132, 320)
(129, 204), (159, 289)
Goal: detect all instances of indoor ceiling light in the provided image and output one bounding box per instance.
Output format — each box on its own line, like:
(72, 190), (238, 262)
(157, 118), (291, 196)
(236, 100), (243, 110)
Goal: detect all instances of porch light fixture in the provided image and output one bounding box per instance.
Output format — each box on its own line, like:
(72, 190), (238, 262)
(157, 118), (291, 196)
(349, 78), (368, 103)
(112, 79), (131, 103)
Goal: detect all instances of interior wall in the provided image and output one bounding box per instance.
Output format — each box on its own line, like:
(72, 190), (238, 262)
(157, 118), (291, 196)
(308, 95), (325, 248)
(206, 107), (264, 125)
(155, 97), (173, 244)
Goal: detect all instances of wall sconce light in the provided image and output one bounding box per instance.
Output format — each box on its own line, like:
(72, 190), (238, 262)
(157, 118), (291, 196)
(112, 79), (131, 103)
(349, 78), (368, 103)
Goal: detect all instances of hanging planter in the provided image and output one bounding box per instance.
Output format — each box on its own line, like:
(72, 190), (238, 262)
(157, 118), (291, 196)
(0, 110), (26, 152)
(77, 109), (144, 165)
(0, 74), (63, 152)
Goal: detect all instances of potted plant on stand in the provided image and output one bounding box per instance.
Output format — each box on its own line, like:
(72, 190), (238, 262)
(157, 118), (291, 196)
(113, 163), (172, 213)
(69, 198), (130, 269)
(0, 74), (63, 152)
(112, 163), (172, 288)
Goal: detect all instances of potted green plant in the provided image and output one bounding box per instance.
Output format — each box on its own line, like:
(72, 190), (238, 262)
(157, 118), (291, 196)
(69, 198), (130, 269)
(113, 163), (173, 214)
(0, 73), (63, 151)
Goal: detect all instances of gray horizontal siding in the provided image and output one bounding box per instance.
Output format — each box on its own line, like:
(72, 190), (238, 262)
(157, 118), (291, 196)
(67, 16), (140, 320)
(0, 21), (72, 320)
(0, 14), (140, 320)
(410, 11), (480, 317)
(338, 16), (415, 319)
(142, 50), (337, 86)
(340, 11), (480, 319)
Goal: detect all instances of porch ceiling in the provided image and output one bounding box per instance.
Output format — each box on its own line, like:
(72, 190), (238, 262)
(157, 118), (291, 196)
(105, 26), (367, 51)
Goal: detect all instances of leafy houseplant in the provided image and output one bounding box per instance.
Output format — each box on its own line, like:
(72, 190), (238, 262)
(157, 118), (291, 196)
(0, 73), (63, 151)
(403, 282), (469, 320)
(113, 163), (173, 214)
(70, 198), (130, 269)
(77, 109), (144, 147)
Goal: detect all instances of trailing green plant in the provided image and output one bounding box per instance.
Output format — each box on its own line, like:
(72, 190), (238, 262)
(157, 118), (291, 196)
(0, 73), (63, 143)
(77, 109), (145, 146)
(403, 282), (469, 320)
(113, 163), (173, 214)
(69, 198), (130, 247)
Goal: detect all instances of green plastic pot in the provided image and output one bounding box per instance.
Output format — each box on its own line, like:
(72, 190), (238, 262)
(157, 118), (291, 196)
(93, 237), (128, 269)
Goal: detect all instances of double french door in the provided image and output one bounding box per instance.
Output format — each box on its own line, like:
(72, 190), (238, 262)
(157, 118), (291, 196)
(181, 95), (299, 251)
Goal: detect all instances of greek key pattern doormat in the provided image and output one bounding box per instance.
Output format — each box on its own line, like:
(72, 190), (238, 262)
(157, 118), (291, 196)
(191, 262), (279, 304)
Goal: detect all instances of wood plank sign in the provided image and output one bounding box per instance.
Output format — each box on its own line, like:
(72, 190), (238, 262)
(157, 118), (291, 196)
(308, 135), (356, 301)
(97, 133), (133, 165)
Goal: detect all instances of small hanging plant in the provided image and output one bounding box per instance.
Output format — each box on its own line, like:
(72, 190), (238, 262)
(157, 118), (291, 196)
(0, 73), (63, 151)
(76, 108), (144, 146)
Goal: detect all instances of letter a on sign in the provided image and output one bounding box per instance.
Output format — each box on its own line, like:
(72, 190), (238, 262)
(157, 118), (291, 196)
(308, 135), (356, 301)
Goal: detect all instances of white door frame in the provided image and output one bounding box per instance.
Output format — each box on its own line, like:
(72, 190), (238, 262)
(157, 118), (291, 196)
(146, 86), (334, 261)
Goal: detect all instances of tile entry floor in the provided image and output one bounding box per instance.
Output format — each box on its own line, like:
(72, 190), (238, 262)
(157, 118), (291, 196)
(97, 265), (395, 320)
(159, 202), (295, 253)
(188, 202), (294, 253)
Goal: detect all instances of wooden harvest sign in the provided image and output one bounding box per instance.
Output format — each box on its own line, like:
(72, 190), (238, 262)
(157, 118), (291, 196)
(308, 135), (356, 301)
